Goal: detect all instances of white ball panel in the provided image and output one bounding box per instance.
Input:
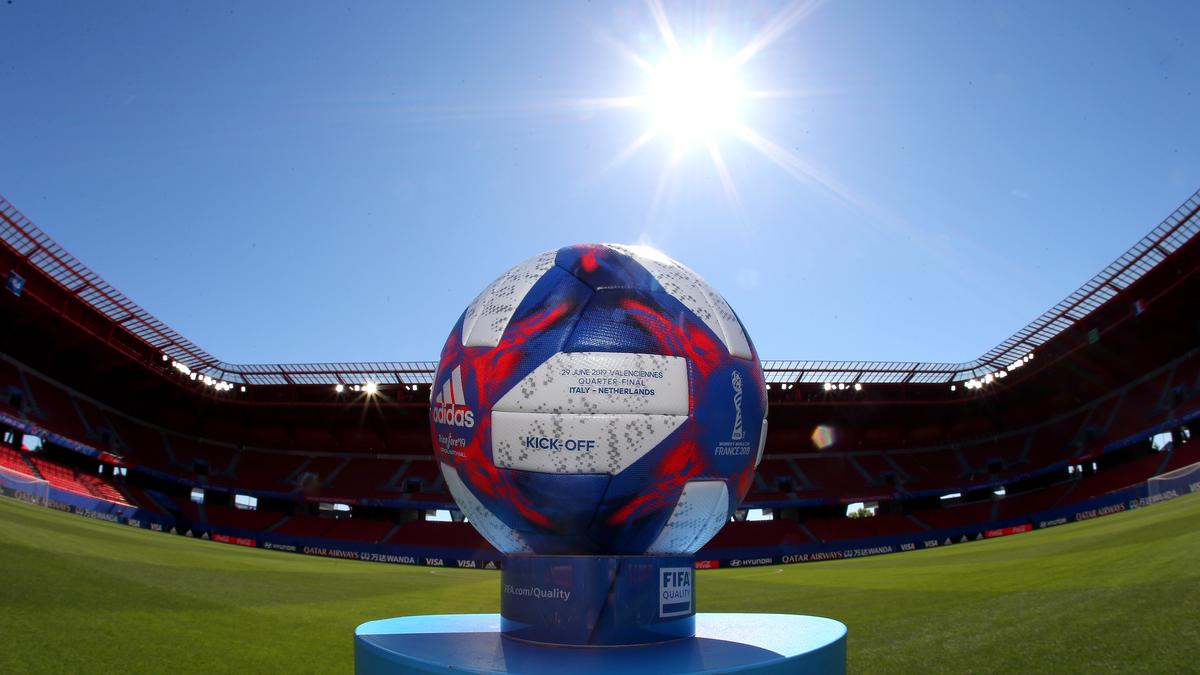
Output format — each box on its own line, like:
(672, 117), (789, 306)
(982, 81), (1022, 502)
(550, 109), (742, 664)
(461, 250), (557, 348)
(645, 480), (730, 554)
(440, 462), (532, 554)
(493, 352), (689, 416)
(491, 410), (687, 475)
(607, 244), (752, 360)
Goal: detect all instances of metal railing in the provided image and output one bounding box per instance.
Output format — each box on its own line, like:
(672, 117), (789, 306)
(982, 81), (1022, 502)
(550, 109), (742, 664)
(763, 189), (1200, 385)
(3, 188), (1198, 387)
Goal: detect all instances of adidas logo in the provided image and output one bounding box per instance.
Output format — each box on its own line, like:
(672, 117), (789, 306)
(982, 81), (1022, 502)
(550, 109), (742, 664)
(432, 365), (475, 428)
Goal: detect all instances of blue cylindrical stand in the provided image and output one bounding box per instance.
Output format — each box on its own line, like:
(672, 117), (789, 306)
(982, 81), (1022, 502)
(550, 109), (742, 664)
(500, 554), (694, 646)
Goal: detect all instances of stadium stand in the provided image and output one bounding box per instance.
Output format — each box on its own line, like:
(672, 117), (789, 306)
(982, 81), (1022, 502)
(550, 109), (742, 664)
(0, 445), (37, 477)
(165, 493), (203, 524)
(914, 501), (995, 532)
(121, 483), (172, 516)
(228, 450), (307, 492)
(1069, 453), (1171, 502)
(791, 455), (864, 496)
(851, 453), (901, 487)
(23, 373), (90, 442)
(109, 415), (173, 467)
(995, 482), (1076, 520)
(385, 520), (490, 549)
(274, 515), (394, 543)
(887, 450), (963, 493)
(1100, 373), (1172, 449)
(1162, 441), (1200, 472)
(200, 504), (286, 533)
(7, 449), (130, 504)
(804, 513), (924, 543)
(1, 188), (1199, 561)
(324, 456), (405, 498)
(704, 519), (815, 549)
(1026, 410), (1088, 467)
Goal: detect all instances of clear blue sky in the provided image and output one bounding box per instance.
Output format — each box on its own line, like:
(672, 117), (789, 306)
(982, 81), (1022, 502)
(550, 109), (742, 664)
(1, 1), (1197, 365)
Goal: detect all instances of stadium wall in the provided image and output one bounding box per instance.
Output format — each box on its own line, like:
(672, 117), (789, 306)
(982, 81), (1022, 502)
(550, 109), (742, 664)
(701, 476), (1200, 568)
(5, 466), (1198, 571)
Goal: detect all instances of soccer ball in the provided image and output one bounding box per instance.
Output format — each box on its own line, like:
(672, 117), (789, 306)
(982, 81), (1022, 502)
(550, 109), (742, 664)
(430, 244), (767, 555)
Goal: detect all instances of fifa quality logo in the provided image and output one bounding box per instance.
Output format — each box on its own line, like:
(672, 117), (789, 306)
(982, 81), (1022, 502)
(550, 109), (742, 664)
(659, 567), (693, 618)
(731, 370), (745, 441)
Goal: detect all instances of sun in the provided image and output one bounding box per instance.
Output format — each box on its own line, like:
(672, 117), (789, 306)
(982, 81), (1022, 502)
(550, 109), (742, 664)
(583, 0), (837, 212)
(645, 51), (746, 148)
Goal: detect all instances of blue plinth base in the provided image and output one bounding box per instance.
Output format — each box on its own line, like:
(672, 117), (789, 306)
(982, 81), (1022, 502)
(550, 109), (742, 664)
(355, 613), (847, 674)
(501, 554), (695, 646)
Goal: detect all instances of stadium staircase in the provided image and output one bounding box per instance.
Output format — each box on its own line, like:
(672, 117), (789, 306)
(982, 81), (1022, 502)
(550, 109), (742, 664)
(382, 460), (412, 492)
(4, 449), (132, 505)
(224, 449), (242, 480)
(67, 396), (95, 440)
(381, 522), (405, 543)
(794, 522), (820, 543)
(158, 429), (183, 468)
(283, 457), (313, 485)
(14, 367), (43, 421)
(120, 484), (170, 515)
(1051, 480), (1079, 510)
(21, 451), (42, 478)
(905, 514), (932, 531)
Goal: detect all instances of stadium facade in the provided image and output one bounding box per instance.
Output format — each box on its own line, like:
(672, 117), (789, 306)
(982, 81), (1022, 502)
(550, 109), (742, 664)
(1, 190), (1199, 568)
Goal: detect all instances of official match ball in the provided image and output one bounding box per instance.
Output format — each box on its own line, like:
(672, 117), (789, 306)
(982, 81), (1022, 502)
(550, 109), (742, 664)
(430, 244), (768, 555)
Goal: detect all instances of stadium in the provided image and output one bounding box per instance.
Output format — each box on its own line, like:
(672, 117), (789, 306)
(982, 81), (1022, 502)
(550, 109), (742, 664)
(4, 3), (1200, 674)
(2, 186), (1199, 671)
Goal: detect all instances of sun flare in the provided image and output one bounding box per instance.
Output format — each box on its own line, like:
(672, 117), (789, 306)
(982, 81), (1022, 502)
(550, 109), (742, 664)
(646, 52), (745, 148)
(585, 0), (833, 212)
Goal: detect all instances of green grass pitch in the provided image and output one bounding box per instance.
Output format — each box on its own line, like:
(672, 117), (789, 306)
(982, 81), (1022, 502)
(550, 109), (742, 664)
(2, 494), (1198, 673)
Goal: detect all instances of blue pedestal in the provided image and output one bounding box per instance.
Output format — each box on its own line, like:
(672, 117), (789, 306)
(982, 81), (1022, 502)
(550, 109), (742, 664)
(501, 555), (695, 646)
(355, 613), (847, 674)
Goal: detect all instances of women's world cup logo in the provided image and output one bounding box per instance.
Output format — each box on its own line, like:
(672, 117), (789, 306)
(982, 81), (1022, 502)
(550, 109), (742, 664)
(731, 370), (745, 441)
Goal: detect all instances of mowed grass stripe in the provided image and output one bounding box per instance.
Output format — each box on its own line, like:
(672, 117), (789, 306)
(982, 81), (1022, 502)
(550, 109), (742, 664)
(2, 494), (1197, 673)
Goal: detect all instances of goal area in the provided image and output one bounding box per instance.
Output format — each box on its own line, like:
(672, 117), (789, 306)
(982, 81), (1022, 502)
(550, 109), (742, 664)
(1147, 461), (1200, 503)
(0, 464), (51, 505)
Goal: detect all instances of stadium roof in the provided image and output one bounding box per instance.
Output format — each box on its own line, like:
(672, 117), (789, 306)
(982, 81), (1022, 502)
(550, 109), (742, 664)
(2, 189), (1198, 387)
